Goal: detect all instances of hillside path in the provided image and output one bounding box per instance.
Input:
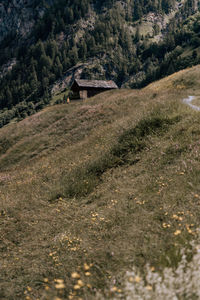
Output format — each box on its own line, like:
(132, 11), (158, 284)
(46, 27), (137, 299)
(182, 96), (200, 111)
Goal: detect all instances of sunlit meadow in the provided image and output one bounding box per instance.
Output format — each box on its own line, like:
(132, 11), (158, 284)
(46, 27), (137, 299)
(1, 66), (200, 299)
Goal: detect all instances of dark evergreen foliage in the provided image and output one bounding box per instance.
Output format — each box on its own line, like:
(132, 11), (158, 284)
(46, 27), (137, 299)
(0, 0), (199, 126)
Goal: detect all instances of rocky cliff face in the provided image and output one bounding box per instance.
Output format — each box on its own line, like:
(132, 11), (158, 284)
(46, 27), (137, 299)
(0, 0), (52, 42)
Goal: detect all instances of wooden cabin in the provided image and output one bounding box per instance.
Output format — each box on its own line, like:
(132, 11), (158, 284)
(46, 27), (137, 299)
(70, 79), (118, 100)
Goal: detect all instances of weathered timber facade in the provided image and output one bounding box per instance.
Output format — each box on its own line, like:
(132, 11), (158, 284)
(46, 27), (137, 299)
(70, 79), (118, 100)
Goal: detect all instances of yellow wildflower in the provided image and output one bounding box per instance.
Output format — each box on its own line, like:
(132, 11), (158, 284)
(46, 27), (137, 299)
(135, 276), (141, 283)
(73, 284), (81, 290)
(55, 283), (65, 289)
(54, 279), (64, 284)
(84, 263), (90, 271)
(162, 223), (171, 228)
(186, 224), (193, 234)
(172, 214), (179, 220)
(128, 276), (134, 283)
(111, 286), (118, 292)
(77, 280), (84, 287)
(146, 285), (152, 290)
(71, 272), (80, 279)
(174, 230), (181, 236)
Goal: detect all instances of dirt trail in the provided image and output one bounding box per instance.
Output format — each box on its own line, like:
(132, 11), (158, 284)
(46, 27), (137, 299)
(183, 96), (200, 111)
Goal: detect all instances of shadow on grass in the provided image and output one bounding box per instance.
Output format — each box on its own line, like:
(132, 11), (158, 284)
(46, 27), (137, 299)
(63, 114), (181, 199)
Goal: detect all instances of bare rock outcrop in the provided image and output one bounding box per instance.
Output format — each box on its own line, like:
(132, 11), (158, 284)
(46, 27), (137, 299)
(0, 0), (53, 42)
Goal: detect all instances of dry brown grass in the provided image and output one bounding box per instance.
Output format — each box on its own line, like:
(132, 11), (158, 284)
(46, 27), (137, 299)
(1, 65), (200, 299)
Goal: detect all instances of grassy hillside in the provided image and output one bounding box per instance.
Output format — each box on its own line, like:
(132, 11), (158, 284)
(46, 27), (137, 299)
(1, 65), (200, 299)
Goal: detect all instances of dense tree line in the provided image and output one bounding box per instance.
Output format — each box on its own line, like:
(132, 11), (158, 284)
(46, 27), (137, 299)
(0, 0), (199, 126)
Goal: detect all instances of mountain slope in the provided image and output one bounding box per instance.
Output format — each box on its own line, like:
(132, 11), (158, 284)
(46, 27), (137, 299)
(0, 0), (53, 43)
(0, 0), (200, 129)
(1, 65), (200, 299)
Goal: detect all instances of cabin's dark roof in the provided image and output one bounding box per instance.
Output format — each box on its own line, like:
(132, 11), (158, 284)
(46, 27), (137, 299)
(74, 79), (118, 89)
